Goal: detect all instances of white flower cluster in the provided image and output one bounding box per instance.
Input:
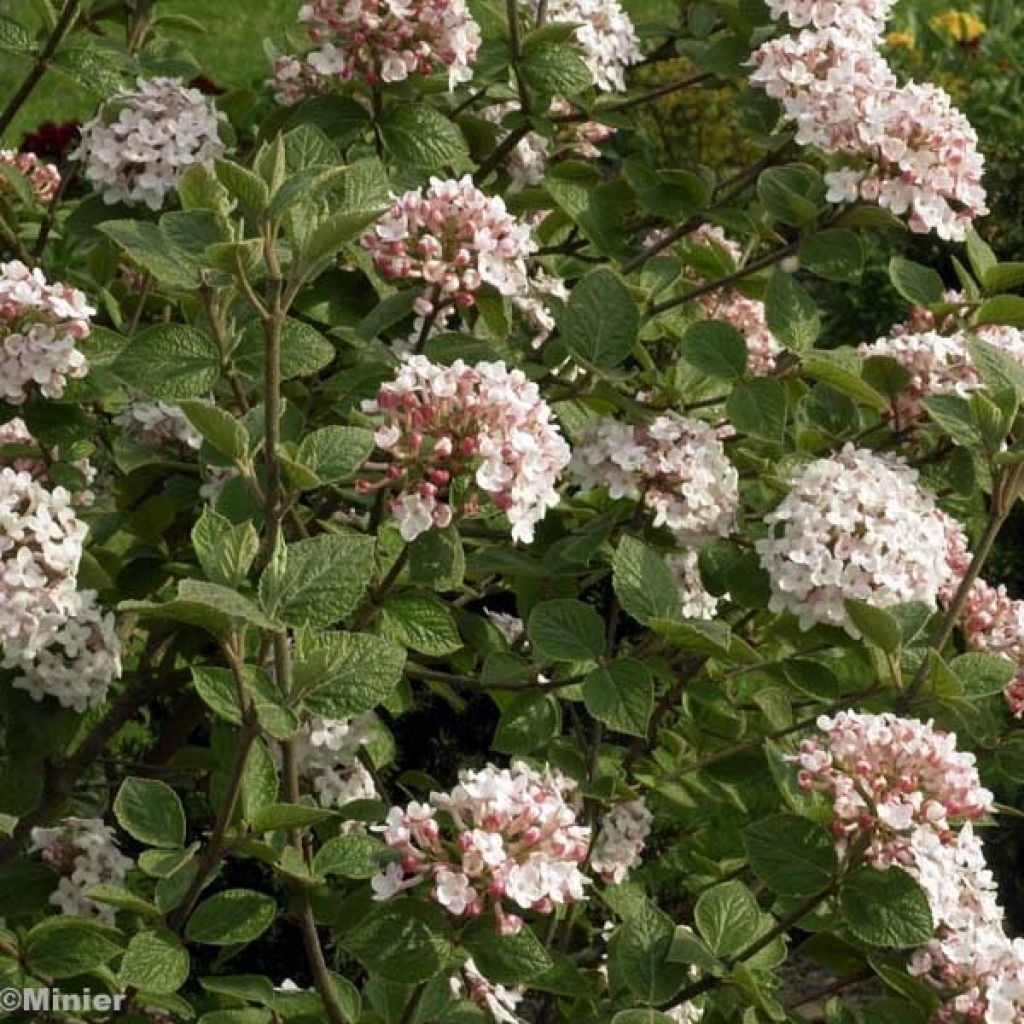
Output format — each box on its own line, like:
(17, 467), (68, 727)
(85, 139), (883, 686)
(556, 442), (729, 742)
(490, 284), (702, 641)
(523, 0), (641, 92)
(590, 798), (652, 884)
(687, 226), (781, 376)
(0, 260), (92, 404)
(372, 761), (591, 935)
(0, 467), (86, 649)
(114, 400), (202, 451)
(450, 957), (524, 1024)
(74, 77), (225, 210)
(361, 356), (571, 544)
(0, 416), (97, 505)
(5, 589), (121, 712)
(282, 0), (481, 93)
(756, 445), (956, 634)
(30, 817), (134, 925)
(571, 413), (739, 545)
(793, 712), (1024, 1024)
(290, 714), (378, 809)
(964, 580), (1024, 720)
(668, 549), (721, 621)
(750, 0), (987, 240)
(0, 149), (61, 202)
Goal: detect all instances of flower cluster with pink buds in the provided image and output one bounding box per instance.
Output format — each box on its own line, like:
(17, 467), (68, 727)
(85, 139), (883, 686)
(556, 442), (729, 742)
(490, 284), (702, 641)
(792, 712), (1024, 1024)
(269, 54), (329, 106)
(30, 817), (134, 925)
(0, 149), (61, 203)
(571, 413), (739, 545)
(361, 176), (537, 318)
(522, 0), (641, 92)
(0, 260), (92, 404)
(371, 761), (591, 934)
(963, 580), (1024, 720)
(750, 0), (987, 240)
(590, 798), (652, 884)
(756, 445), (957, 634)
(668, 549), (722, 621)
(287, 0), (481, 92)
(449, 958), (524, 1024)
(114, 399), (203, 451)
(74, 77), (225, 210)
(0, 416), (96, 506)
(360, 356), (571, 543)
(687, 226), (781, 376)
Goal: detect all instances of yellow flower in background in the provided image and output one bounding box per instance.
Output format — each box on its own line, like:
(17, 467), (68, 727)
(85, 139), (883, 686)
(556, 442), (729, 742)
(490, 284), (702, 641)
(930, 9), (986, 43)
(886, 30), (916, 50)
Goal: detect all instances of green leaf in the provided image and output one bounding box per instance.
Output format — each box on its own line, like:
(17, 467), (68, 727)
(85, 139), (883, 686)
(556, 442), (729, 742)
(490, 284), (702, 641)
(180, 400), (249, 462)
(114, 777), (186, 848)
(315, 835), (387, 879)
(757, 165), (822, 226)
(249, 803), (337, 832)
(122, 580), (282, 637)
(0, 17), (35, 54)
(186, 890), (277, 946)
(84, 884), (161, 918)
(982, 262), (1024, 294)
(214, 158), (270, 218)
(25, 919), (123, 978)
(462, 918), (553, 985)
(295, 631), (406, 717)
(967, 336), (1024, 398)
(764, 270), (819, 351)
(921, 394), (983, 447)
(802, 349), (888, 411)
(260, 534), (376, 630)
(843, 601), (902, 652)
(608, 902), (691, 1004)
(113, 324), (220, 400)
(527, 599), (604, 661)
(561, 268), (638, 368)
(743, 815), (838, 895)
(98, 220), (201, 290)
(839, 868), (934, 948)
(622, 161), (708, 221)
(694, 880), (761, 957)
(583, 658), (654, 736)
(518, 42), (593, 95)
(296, 426), (374, 484)
(800, 230), (864, 283)
(408, 527), (465, 591)
(726, 378), (787, 442)
(889, 257), (944, 307)
(950, 652), (1015, 698)
(192, 507), (259, 588)
(974, 295), (1024, 328)
(233, 318), (336, 381)
(342, 902), (453, 983)
(681, 320), (748, 381)
(612, 535), (681, 626)
(119, 930), (190, 993)
(966, 228), (997, 281)
(379, 104), (470, 170)
(380, 591), (463, 655)
(493, 692), (561, 754)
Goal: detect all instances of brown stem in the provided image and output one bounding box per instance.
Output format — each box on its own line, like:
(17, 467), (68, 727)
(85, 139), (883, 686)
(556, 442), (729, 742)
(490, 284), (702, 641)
(0, 0), (81, 140)
(553, 73), (713, 123)
(354, 546), (410, 630)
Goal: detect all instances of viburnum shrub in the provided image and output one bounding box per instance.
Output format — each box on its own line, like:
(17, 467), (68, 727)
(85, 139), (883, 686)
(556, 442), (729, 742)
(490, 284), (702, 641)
(3, 0), (1024, 1021)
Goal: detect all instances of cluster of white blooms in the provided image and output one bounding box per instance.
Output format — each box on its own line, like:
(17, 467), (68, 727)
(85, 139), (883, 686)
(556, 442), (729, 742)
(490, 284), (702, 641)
(449, 958), (524, 1024)
(371, 761), (591, 934)
(290, 714), (378, 809)
(0, 261), (92, 404)
(590, 799), (652, 883)
(756, 445), (956, 634)
(571, 413), (739, 545)
(750, 1), (987, 240)
(480, 100), (615, 191)
(114, 400), (202, 451)
(792, 712), (1024, 1024)
(665, 1002), (704, 1024)
(361, 176), (537, 317)
(522, 0), (641, 91)
(964, 580), (1024, 720)
(0, 149), (61, 202)
(485, 609), (525, 647)
(360, 356), (570, 543)
(74, 77), (225, 210)
(289, 0), (481, 91)
(0, 417), (96, 505)
(668, 549), (721, 620)
(30, 818), (134, 924)
(0, 467), (86, 650)
(269, 54), (329, 105)
(199, 465), (239, 505)
(5, 589), (121, 712)
(859, 325), (1024, 420)
(688, 226), (781, 376)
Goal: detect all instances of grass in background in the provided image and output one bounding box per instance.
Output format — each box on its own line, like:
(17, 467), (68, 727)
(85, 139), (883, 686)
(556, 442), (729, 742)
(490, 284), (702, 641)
(0, 0), (297, 143)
